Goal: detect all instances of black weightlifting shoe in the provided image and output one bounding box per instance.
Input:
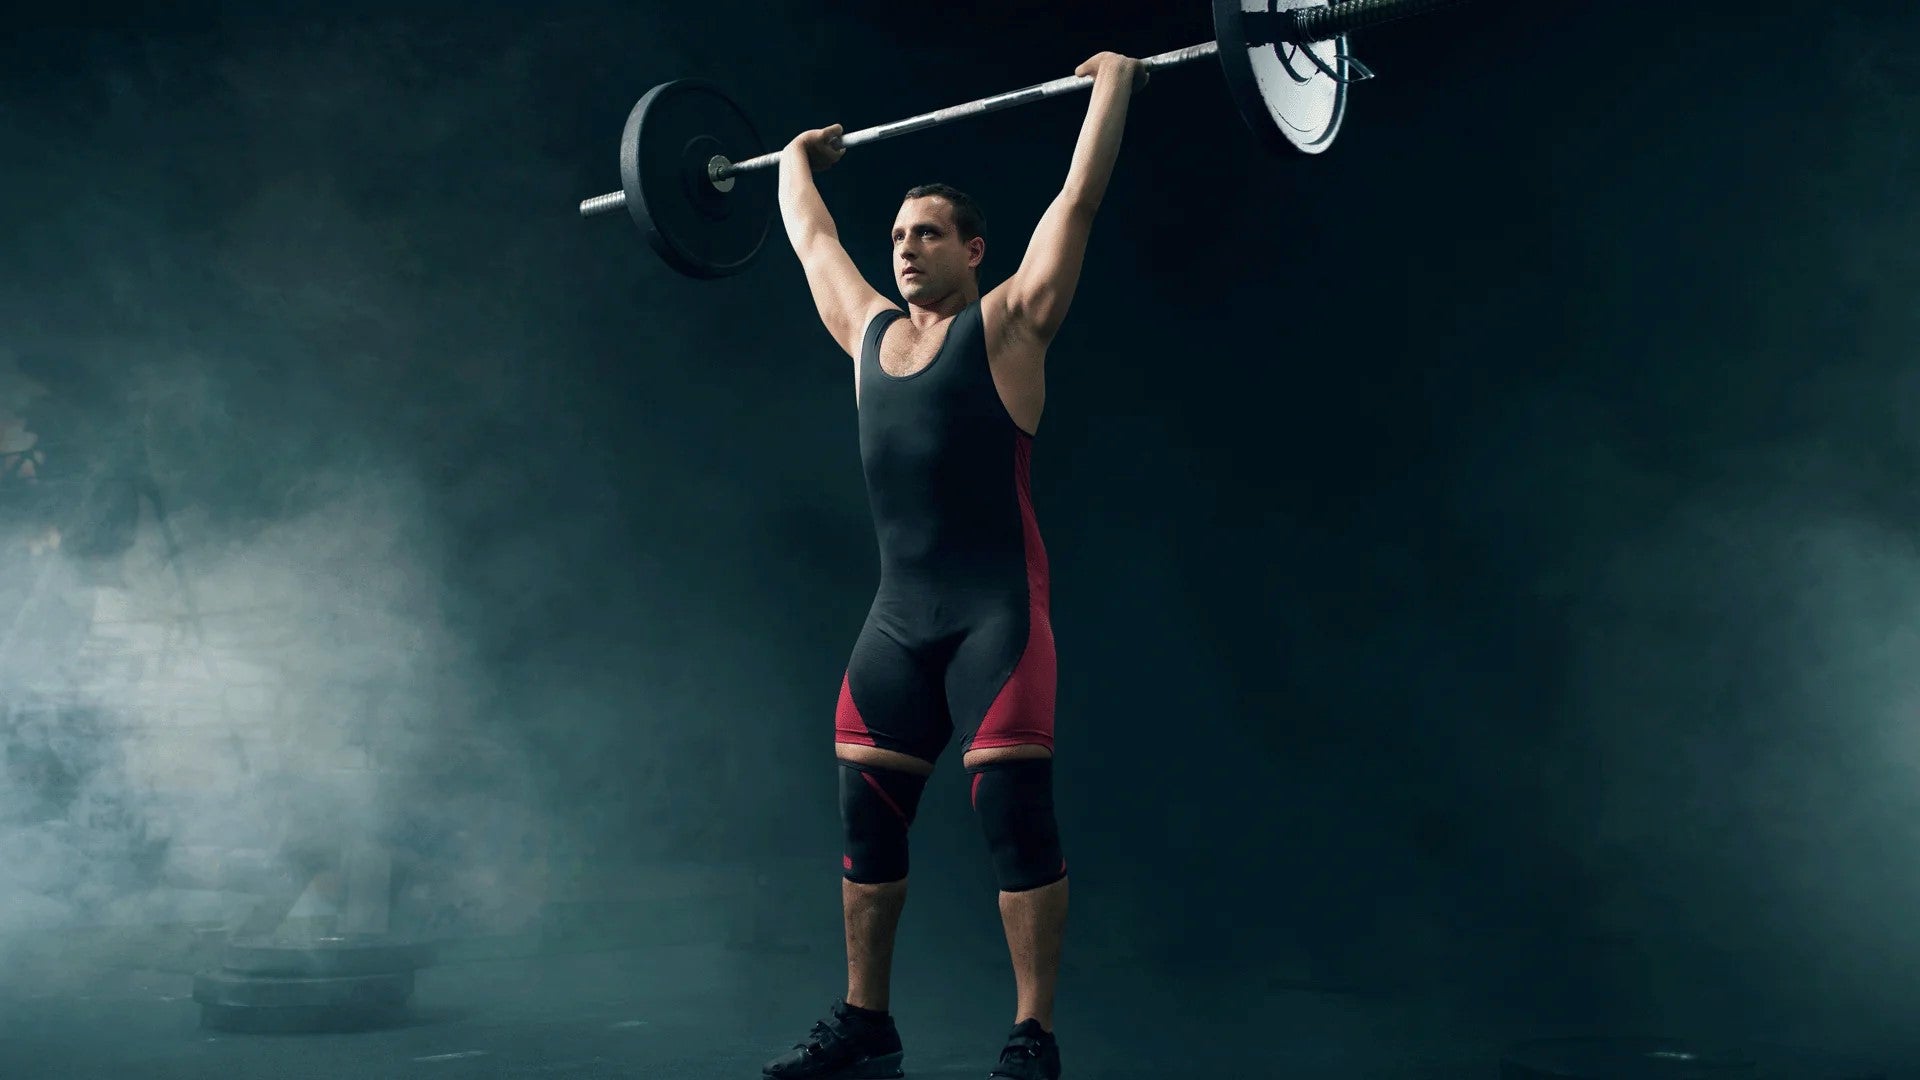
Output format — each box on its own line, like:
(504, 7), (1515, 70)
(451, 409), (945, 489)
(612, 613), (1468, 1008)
(988, 1018), (1060, 1080)
(761, 998), (906, 1079)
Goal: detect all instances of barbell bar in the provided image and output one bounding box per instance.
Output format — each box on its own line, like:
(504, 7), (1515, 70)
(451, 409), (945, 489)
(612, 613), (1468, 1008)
(579, 0), (1476, 278)
(576, 40), (1217, 222)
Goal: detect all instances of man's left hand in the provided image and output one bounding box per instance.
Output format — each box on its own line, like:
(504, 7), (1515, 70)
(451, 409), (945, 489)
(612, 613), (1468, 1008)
(1075, 52), (1148, 93)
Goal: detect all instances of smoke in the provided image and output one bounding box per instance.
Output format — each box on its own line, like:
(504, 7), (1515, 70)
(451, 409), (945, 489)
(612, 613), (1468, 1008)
(0, 14), (600, 960)
(1500, 11), (1920, 1044)
(0, 359), (548, 951)
(0, 1), (879, 972)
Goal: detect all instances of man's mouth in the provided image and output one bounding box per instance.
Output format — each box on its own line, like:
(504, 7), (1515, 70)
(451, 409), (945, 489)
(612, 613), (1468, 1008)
(902, 268), (922, 278)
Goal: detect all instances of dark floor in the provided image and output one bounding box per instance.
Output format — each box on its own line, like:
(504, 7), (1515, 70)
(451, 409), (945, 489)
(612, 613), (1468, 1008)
(2, 931), (1913, 1080)
(0, 930), (1571, 1080)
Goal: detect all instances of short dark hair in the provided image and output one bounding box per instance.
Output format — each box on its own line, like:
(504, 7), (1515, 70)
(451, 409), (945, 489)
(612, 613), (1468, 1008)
(902, 183), (985, 243)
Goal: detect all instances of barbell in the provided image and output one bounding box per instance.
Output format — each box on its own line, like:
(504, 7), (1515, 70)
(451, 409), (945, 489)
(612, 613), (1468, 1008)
(578, 0), (1476, 279)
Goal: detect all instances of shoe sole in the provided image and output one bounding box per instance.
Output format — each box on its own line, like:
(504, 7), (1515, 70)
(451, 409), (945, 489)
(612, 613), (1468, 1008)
(762, 1050), (905, 1080)
(848, 1052), (904, 1079)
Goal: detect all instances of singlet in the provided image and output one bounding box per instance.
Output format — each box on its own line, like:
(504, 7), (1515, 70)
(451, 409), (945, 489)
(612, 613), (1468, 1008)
(854, 301), (1046, 601)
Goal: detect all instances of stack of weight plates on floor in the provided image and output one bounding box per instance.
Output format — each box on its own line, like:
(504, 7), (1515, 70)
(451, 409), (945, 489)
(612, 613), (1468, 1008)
(193, 935), (436, 1033)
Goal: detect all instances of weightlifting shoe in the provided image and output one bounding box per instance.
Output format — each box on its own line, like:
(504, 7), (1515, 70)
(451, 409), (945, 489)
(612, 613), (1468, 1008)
(988, 1019), (1061, 1080)
(761, 998), (905, 1079)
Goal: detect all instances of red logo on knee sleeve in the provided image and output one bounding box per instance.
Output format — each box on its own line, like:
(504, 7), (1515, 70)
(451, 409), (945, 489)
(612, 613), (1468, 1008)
(843, 854), (853, 870)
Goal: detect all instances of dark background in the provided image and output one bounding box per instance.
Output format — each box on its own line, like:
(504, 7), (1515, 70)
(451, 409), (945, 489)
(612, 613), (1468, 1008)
(3, 0), (1920, 1067)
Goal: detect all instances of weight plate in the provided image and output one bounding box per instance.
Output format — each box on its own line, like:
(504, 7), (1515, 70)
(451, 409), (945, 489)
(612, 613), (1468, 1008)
(1213, 0), (1350, 155)
(621, 78), (774, 279)
(222, 936), (435, 978)
(192, 969), (415, 1010)
(1501, 1037), (1756, 1080)
(198, 1001), (409, 1035)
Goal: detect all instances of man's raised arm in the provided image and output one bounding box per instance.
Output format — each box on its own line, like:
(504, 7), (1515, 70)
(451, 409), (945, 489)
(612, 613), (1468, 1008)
(780, 124), (886, 359)
(1001, 52), (1146, 344)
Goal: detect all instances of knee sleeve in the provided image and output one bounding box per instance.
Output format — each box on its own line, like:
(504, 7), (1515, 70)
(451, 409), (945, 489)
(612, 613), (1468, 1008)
(839, 762), (928, 884)
(967, 758), (1066, 892)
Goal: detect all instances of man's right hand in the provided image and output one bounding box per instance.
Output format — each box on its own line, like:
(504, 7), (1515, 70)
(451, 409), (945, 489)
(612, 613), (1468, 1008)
(787, 124), (847, 173)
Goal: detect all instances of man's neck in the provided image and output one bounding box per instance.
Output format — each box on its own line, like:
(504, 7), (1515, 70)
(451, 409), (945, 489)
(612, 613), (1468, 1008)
(908, 289), (976, 328)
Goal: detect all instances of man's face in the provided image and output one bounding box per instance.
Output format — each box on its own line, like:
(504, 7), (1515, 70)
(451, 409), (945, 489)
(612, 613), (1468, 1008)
(891, 197), (982, 303)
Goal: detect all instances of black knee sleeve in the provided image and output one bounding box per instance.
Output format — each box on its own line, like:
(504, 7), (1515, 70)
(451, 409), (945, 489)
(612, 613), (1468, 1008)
(967, 758), (1066, 892)
(839, 762), (929, 884)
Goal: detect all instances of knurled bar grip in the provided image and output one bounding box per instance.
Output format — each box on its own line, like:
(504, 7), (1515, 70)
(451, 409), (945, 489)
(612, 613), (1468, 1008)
(1292, 0), (1473, 40)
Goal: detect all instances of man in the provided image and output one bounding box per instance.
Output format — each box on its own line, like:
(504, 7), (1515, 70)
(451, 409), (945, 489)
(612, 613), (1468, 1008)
(759, 51), (1147, 1080)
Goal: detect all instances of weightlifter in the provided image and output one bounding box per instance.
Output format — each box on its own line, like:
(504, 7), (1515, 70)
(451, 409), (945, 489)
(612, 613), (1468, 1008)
(758, 51), (1147, 1080)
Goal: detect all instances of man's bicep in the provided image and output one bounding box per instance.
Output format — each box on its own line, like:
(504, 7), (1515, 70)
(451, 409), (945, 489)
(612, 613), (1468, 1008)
(797, 236), (889, 358)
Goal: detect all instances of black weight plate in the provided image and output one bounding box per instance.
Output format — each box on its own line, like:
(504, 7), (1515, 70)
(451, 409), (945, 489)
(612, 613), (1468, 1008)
(621, 78), (773, 279)
(1213, 0), (1350, 155)
(1502, 1037), (1756, 1080)
(192, 969), (414, 1009)
(222, 936), (435, 977)
(198, 1001), (409, 1035)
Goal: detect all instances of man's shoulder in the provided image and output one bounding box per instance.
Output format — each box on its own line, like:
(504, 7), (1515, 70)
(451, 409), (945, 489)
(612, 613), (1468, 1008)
(860, 299), (904, 335)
